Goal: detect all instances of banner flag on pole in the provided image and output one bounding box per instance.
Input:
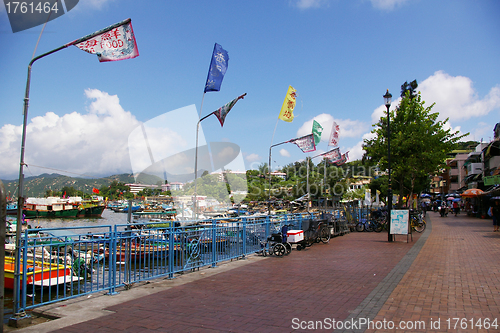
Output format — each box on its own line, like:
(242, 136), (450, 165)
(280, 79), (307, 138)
(204, 43), (229, 93)
(278, 86), (297, 122)
(92, 188), (100, 194)
(71, 18), (139, 62)
(324, 148), (341, 162)
(212, 93), (246, 127)
(333, 151), (349, 165)
(328, 121), (340, 147)
(289, 134), (316, 153)
(321, 148), (340, 160)
(312, 120), (323, 145)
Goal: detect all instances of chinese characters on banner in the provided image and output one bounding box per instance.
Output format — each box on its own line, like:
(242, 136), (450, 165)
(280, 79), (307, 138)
(73, 19), (139, 62)
(322, 147), (340, 161)
(328, 121), (340, 147)
(278, 86), (297, 122)
(204, 43), (229, 93)
(290, 134), (316, 153)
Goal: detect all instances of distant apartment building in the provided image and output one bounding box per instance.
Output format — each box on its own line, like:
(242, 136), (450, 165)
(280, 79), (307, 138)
(161, 182), (184, 192)
(211, 170), (247, 182)
(125, 183), (159, 195)
(348, 176), (371, 191)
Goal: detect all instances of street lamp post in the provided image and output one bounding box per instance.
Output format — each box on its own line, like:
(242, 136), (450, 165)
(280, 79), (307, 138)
(383, 90), (393, 242)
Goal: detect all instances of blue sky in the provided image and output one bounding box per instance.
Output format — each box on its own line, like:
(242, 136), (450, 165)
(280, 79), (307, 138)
(1, 0), (499, 182)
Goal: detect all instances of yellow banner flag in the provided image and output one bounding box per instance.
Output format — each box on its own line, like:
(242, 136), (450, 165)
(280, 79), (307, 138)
(278, 86), (297, 122)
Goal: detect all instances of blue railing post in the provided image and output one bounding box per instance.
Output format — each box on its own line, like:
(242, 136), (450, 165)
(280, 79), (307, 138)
(242, 219), (246, 258)
(20, 229), (28, 311)
(211, 219), (217, 267)
(108, 226), (118, 295)
(168, 225), (174, 279)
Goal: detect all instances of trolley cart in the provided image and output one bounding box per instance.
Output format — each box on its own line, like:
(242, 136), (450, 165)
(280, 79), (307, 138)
(294, 218), (330, 250)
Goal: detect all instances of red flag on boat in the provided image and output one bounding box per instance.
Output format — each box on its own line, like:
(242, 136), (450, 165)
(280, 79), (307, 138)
(92, 188), (100, 194)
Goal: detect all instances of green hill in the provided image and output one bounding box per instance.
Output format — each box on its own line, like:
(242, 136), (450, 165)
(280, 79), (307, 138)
(0, 173), (138, 198)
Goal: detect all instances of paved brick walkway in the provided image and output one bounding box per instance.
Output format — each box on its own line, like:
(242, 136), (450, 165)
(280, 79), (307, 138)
(14, 211), (500, 332)
(365, 212), (500, 333)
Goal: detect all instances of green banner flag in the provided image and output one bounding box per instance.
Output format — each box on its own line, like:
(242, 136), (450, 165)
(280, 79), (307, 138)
(312, 120), (323, 145)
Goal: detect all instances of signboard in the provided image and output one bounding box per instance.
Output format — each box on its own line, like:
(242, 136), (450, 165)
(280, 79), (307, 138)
(390, 209), (409, 235)
(484, 175), (500, 186)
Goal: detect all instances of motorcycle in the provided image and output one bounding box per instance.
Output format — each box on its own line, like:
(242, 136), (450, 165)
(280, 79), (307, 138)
(438, 205), (449, 217)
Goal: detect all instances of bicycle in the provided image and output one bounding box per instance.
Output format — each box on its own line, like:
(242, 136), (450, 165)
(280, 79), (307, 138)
(296, 219), (330, 250)
(409, 210), (426, 233)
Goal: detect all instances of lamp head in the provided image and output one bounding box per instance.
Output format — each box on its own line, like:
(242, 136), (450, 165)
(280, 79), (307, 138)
(383, 89), (392, 107)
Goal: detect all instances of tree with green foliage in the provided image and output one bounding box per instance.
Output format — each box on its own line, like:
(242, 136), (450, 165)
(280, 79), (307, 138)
(363, 89), (466, 207)
(400, 79), (418, 99)
(99, 181), (132, 200)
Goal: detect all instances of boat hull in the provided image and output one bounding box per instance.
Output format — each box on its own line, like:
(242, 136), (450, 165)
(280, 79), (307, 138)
(76, 205), (106, 218)
(23, 208), (79, 218)
(4, 256), (75, 289)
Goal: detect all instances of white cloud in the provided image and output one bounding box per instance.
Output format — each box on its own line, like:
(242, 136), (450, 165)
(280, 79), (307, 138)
(297, 113), (369, 143)
(461, 122), (493, 143)
(292, 0), (328, 9)
(0, 89), (139, 179)
(346, 131), (376, 161)
(245, 153), (261, 163)
(419, 71), (500, 122)
(370, 0), (410, 10)
(371, 97), (400, 124)
(280, 149), (291, 157)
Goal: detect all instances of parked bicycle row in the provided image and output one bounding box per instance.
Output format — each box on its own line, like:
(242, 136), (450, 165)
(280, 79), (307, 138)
(349, 208), (426, 234)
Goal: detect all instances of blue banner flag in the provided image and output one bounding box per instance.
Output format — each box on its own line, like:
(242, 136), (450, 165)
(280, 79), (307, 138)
(204, 43), (229, 93)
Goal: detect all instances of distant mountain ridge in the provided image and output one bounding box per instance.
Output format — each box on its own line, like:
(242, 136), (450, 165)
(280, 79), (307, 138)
(0, 173), (138, 198)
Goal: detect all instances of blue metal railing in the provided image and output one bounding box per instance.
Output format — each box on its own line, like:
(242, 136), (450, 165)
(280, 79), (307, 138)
(10, 212), (327, 312)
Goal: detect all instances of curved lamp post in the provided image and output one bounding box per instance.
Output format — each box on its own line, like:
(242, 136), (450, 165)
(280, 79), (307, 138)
(383, 90), (393, 242)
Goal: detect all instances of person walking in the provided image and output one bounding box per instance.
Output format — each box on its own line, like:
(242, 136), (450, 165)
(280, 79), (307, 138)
(491, 200), (500, 232)
(452, 200), (459, 216)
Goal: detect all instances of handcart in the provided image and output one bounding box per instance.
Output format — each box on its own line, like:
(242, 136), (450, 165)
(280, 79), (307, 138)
(292, 218), (330, 251)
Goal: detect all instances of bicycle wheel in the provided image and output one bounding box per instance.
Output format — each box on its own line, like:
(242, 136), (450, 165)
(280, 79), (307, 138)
(414, 221), (426, 233)
(284, 242), (292, 255)
(372, 220), (383, 233)
(320, 227), (330, 243)
(355, 222), (365, 232)
(273, 243), (286, 257)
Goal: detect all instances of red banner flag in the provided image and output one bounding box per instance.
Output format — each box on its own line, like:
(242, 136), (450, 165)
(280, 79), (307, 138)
(71, 18), (139, 62)
(328, 121), (340, 147)
(92, 188), (100, 194)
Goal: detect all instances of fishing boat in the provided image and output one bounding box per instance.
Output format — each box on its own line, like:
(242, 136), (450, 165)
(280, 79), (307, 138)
(75, 200), (106, 218)
(24, 197), (79, 218)
(4, 256), (78, 289)
(6, 202), (17, 215)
